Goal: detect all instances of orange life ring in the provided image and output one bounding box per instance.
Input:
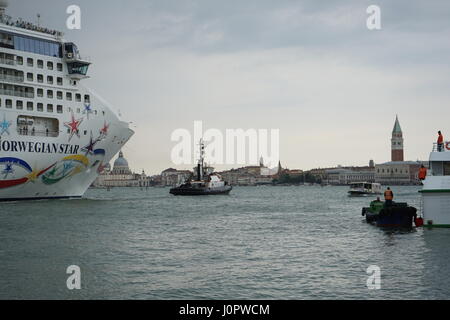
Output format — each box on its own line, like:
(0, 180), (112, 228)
(446, 142), (450, 150)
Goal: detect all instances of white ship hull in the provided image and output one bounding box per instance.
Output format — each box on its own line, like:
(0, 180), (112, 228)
(421, 176), (450, 227)
(0, 103), (134, 201)
(420, 144), (450, 227)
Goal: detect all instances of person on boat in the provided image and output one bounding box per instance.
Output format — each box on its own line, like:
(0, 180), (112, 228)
(418, 165), (428, 181)
(437, 131), (444, 152)
(384, 187), (394, 206)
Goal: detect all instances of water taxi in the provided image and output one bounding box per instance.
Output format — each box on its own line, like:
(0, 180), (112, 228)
(348, 182), (382, 196)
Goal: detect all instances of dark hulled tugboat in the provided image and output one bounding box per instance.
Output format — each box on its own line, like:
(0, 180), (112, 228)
(362, 199), (420, 228)
(170, 140), (232, 196)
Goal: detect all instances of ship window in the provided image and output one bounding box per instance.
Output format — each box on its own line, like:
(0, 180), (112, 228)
(47, 90), (53, 98)
(16, 100), (23, 110)
(37, 59), (44, 69)
(47, 76), (53, 84)
(57, 77), (63, 86)
(75, 93), (81, 102)
(66, 92), (72, 101)
(37, 103), (43, 112)
(27, 58), (33, 67)
(27, 73), (33, 81)
(57, 91), (63, 100)
(57, 105), (63, 114)
(0, 33), (13, 49)
(67, 62), (89, 76)
(16, 115), (59, 137)
(37, 88), (43, 97)
(27, 102), (33, 111)
(13, 35), (62, 58)
(47, 104), (53, 113)
(5, 99), (12, 108)
(37, 74), (43, 83)
(84, 95), (90, 103)
(444, 163), (450, 176)
(47, 61), (53, 70)
(16, 56), (23, 65)
(57, 63), (63, 72)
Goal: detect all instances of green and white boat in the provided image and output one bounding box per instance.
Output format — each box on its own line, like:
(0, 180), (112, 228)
(419, 141), (450, 227)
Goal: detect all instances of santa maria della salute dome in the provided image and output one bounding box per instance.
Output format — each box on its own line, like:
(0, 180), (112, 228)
(91, 150), (150, 188)
(112, 151), (132, 175)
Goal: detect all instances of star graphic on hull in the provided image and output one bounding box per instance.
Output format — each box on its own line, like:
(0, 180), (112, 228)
(81, 131), (100, 156)
(0, 114), (12, 136)
(99, 121), (109, 140)
(64, 113), (83, 142)
(83, 104), (93, 119)
(2, 162), (14, 178)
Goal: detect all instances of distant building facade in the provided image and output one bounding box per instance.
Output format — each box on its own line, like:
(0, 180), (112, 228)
(161, 168), (192, 186)
(219, 158), (274, 186)
(92, 151), (150, 187)
(325, 166), (375, 185)
(375, 161), (422, 185)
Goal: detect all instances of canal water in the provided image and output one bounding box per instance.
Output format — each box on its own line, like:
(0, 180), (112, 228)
(1, 186), (449, 299)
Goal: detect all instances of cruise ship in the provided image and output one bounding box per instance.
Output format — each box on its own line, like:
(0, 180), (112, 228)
(0, 2), (134, 200)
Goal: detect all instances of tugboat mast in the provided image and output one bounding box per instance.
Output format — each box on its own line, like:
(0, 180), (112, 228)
(197, 139), (205, 181)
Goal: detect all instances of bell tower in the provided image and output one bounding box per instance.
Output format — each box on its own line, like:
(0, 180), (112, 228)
(391, 115), (404, 162)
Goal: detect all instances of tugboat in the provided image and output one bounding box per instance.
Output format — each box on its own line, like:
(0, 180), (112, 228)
(169, 140), (232, 196)
(362, 199), (419, 228)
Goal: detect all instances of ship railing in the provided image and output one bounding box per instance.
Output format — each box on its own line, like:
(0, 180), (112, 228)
(0, 58), (16, 66)
(0, 89), (34, 98)
(17, 127), (59, 138)
(432, 142), (449, 152)
(0, 74), (24, 83)
(1, 15), (64, 38)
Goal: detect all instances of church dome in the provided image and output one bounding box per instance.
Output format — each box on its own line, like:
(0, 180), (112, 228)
(112, 151), (132, 175)
(113, 151), (128, 168)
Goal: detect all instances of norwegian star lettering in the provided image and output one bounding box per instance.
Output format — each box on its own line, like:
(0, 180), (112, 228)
(0, 140), (80, 155)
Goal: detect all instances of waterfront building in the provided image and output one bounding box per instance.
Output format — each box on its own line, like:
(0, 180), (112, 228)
(375, 161), (422, 185)
(325, 167), (375, 185)
(219, 158), (275, 186)
(160, 168), (192, 186)
(92, 151), (149, 187)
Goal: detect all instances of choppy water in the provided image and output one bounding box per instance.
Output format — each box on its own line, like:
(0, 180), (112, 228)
(1, 186), (450, 300)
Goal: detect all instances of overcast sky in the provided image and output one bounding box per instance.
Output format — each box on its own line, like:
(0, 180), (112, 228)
(8, 0), (450, 174)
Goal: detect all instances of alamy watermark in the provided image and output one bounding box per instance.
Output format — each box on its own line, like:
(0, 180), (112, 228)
(66, 5), (81, 30)
(366, 5), (381, 30)
(171, 121), (280, 167)
(366, 265), (381, 290)
(66, 265), (81, 290)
